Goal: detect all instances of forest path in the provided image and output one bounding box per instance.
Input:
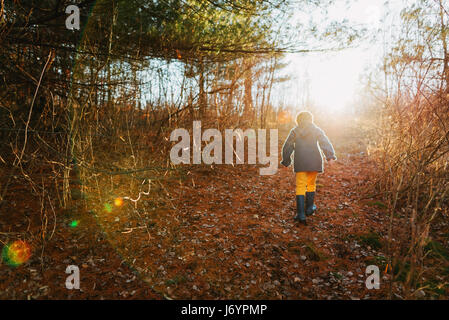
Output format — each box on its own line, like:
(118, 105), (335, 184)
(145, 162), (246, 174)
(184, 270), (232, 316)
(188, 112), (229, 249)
(0, 126), (393, 300)
(158, 150), (390, 299)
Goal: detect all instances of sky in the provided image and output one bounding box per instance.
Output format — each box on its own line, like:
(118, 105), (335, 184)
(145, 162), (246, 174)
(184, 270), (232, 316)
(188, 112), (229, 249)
(281, 0), (403, 114)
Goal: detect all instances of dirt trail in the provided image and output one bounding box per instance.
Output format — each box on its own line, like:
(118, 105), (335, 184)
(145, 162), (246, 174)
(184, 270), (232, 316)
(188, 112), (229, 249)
(159, 152), (390, 299)
(0, 127), (393, 299)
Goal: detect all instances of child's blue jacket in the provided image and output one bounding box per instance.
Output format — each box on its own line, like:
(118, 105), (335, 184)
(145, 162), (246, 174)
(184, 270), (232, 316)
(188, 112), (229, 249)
(281, 122), (336, 173)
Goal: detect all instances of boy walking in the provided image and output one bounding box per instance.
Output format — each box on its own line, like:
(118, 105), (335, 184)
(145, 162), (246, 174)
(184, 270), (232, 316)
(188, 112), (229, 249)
(281, 111), (337, 224)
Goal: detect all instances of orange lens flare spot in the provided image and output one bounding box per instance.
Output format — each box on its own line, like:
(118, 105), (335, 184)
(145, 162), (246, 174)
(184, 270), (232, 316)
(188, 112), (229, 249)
(277, 111), (293, 124)
(114, 197), (124, 207)
(2, 240), (32, 267)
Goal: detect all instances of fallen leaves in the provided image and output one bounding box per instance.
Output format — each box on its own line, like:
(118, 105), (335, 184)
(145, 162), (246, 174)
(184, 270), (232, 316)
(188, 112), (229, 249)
(0, 134), (399, 300)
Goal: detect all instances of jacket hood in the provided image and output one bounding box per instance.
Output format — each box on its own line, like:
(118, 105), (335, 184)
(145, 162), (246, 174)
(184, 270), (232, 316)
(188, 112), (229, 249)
(295, 122), (317, 138)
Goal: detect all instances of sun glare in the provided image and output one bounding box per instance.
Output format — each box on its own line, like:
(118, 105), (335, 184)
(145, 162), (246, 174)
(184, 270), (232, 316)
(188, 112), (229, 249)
(284, 0), (386, 113)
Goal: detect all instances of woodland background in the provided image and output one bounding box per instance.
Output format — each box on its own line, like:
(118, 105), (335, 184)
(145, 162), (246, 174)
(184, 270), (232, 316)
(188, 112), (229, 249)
(0, 0), (448, 299)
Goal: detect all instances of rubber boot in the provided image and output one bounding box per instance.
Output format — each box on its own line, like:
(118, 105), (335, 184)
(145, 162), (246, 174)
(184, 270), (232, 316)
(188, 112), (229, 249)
(295, 195), (306, 224)
(306, 192), (317, 216)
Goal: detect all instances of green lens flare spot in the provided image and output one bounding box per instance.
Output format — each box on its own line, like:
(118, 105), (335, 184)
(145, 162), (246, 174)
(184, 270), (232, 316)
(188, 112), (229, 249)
(69, 220), (80, 228)
(104, 203), (112, 213)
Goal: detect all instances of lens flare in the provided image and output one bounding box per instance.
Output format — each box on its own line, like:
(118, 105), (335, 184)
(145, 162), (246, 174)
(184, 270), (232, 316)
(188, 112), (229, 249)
(114, 197), (124, 207)
(1, 240), (32, 267)
(69, 220), (80, 228)
(278, 110), (293, 124)
(104, 203), (112, 213)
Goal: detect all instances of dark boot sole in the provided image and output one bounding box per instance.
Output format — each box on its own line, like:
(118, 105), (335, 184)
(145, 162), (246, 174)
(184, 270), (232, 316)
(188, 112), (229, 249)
(306, 209), (317, 217)
(294, 217), (307, 225)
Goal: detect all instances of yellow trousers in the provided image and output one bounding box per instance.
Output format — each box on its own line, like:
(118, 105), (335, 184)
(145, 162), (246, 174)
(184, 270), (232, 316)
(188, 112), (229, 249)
(296, 171), (318, 196)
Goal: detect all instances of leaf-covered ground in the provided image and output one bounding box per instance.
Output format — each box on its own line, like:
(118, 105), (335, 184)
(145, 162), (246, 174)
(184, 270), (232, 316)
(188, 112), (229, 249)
(0, 127), (406, 299)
